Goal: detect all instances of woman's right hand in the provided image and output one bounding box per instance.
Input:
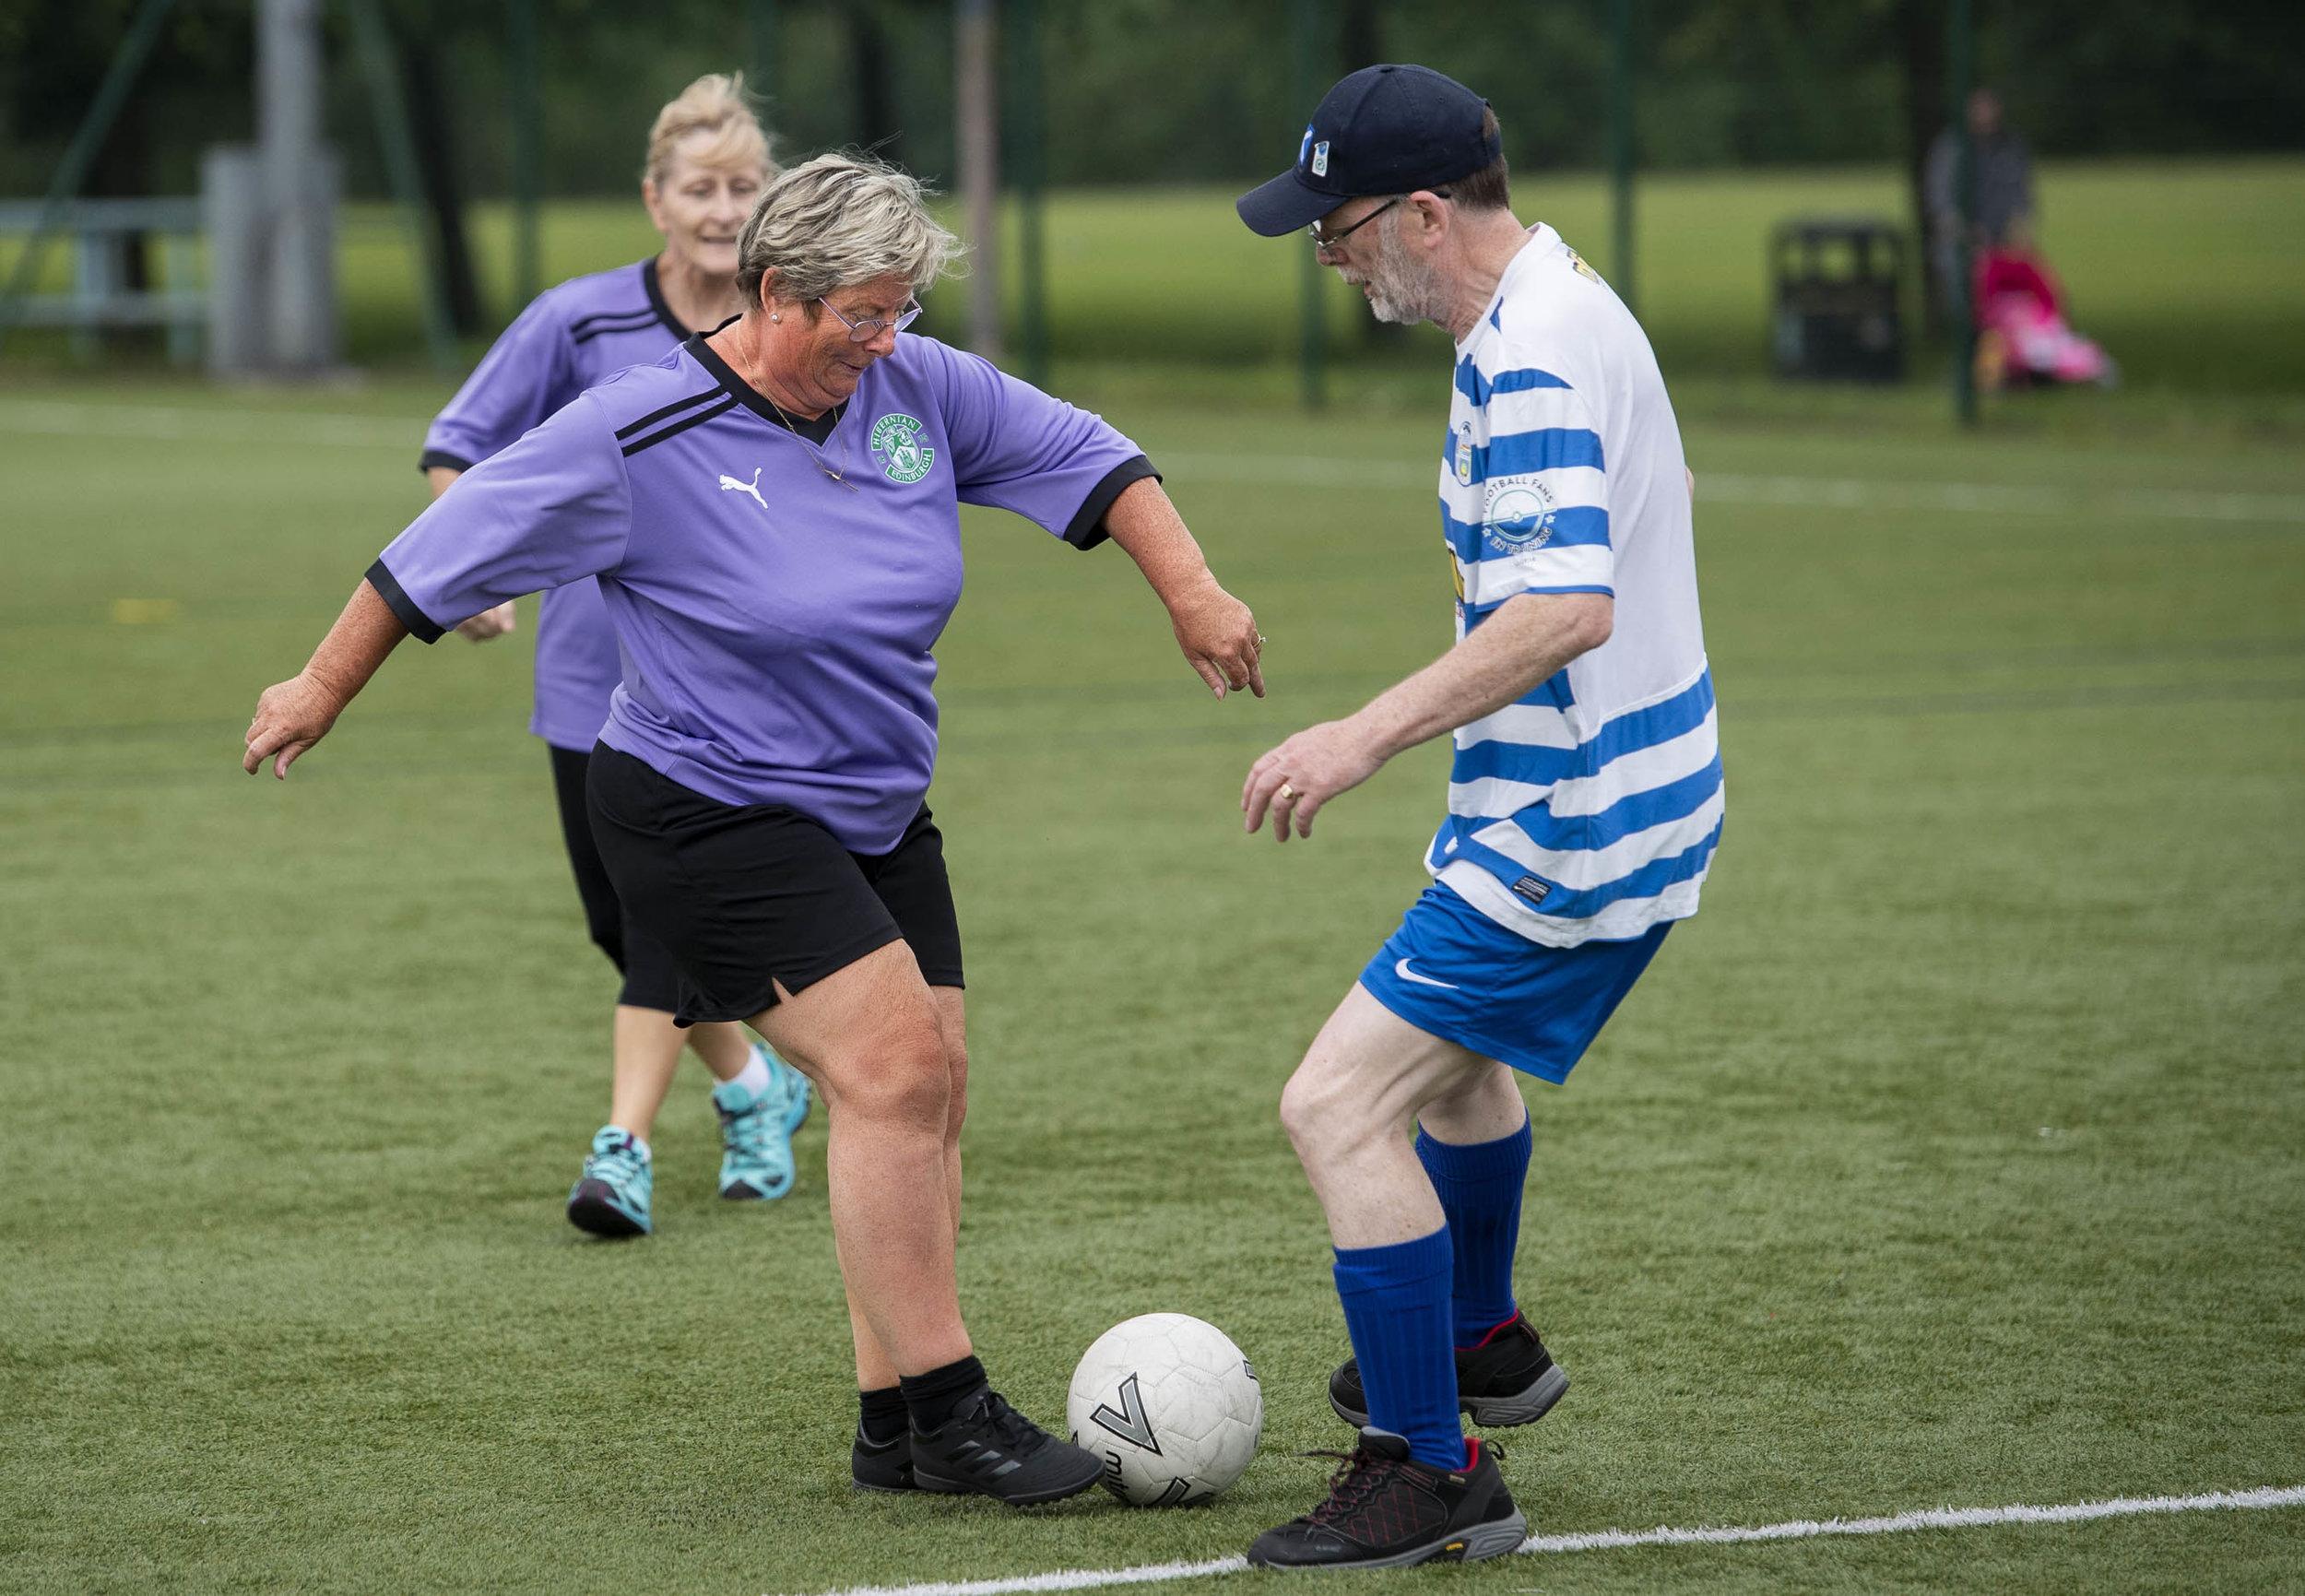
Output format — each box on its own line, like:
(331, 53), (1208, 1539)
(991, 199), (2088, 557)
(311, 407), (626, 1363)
(455, 601), (518, 642)
(242, 671), (343, 780)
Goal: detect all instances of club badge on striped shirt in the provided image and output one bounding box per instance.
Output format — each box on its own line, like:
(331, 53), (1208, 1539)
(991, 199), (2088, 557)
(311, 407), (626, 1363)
(1483, 481), (1559, 552)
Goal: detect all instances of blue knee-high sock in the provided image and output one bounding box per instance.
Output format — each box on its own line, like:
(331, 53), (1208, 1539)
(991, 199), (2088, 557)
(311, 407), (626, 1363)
(1415, 1116), (1531, 1346)
(1332, 1226), (1464, 1471)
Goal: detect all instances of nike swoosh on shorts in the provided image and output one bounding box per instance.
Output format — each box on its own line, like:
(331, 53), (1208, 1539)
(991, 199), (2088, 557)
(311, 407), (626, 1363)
(1394, 958), (1460, 990)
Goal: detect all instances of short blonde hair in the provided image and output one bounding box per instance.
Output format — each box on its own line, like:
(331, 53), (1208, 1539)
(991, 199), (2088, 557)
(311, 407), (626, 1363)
(643, 73), (774, 186)
(735, 153), (963, 308)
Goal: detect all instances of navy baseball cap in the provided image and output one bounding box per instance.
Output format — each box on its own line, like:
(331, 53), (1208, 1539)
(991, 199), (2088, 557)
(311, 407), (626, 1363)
(1236, 64), (1499, 237)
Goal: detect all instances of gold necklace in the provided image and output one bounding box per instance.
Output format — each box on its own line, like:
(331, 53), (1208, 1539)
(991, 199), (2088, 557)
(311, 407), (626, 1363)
(758, 384), (857, 491)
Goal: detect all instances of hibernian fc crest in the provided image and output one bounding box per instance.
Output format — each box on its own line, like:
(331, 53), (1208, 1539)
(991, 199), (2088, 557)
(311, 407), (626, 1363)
(869, 412), (936, 484)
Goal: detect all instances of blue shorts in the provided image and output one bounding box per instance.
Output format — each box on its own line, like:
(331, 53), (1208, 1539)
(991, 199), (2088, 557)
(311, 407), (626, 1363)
(1357, 885), (1671, 1083)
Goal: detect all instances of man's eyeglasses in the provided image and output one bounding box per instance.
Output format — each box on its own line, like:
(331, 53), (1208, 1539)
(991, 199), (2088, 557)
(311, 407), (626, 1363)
(1307, 191), (1448, 254)
(819, 295), (924, 343)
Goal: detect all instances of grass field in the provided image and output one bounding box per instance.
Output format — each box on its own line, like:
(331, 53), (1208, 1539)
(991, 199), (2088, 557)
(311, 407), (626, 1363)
(3, 347), (2304, 1594)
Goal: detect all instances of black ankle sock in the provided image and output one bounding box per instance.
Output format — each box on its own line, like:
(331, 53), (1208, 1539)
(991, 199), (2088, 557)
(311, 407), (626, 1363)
(900, 1354), (987, 1434)
(857, 1385), (908, 1447)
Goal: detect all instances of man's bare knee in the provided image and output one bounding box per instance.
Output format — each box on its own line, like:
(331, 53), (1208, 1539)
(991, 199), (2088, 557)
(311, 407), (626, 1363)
(1281, 1058), (1389, 1168)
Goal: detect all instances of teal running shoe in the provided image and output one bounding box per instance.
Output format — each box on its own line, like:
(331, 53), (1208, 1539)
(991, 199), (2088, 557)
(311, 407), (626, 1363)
(715, 1044), (810, 1201)
(567, 1127), (653, 1238)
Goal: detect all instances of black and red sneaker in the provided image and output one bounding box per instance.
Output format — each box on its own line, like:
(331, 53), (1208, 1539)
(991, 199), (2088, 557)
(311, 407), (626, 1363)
(1247, 1427), (1526, 1569)
(1328, 1311), (1568, 1428)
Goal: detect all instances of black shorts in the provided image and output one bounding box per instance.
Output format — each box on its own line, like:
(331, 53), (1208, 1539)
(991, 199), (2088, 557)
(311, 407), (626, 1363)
(547, 743), (684, 1012)
(584, 744), (964, 1026)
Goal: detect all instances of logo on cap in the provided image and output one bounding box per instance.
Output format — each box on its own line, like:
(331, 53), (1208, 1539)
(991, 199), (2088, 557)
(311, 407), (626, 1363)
(1310, 140), (1330, 177)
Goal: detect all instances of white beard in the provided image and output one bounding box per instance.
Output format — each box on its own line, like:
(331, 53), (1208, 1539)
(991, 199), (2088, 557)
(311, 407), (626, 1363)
(1365, 224), (1445, 327)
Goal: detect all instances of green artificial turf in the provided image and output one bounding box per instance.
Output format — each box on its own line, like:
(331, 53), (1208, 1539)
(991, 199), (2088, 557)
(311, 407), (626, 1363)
(1, 362), (2301, 1594)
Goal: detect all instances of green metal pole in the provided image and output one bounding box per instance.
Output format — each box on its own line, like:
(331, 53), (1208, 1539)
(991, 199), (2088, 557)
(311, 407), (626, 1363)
(345, 0), (457, 372)
(1608, 0), (1636, 314)
(0, 0), (182, 354)
(750, 0), (778, 108)
(1290, 0), (1326, 411)
(1948, 0), (1977, 427)
(508, 0), (541, 309)
(1008, 0), (1049, 387)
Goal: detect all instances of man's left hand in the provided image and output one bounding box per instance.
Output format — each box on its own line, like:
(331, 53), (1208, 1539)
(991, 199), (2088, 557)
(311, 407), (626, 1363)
(1243, 719), (1385, 843)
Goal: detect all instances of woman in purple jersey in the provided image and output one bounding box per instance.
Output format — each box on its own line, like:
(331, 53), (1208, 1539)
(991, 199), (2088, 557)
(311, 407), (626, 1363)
(421, 74), (811, 1239)
(246, 154), (1266, 1507)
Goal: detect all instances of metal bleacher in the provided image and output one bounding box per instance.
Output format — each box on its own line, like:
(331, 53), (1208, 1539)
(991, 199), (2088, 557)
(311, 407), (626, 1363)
(0, 196), (206, 364)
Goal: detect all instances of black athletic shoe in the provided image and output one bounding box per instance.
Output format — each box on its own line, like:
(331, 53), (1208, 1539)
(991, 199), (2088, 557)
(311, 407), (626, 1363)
(1247, 1427), (1526, 1569)
(852, 1422), (916, 1493)
(1328, 1312), (1568, 1428)
(909, 1388), (1105, 1506)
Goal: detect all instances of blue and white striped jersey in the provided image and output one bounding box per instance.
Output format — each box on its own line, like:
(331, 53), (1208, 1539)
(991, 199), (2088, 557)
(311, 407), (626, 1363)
(1426, 224), (1720, 946)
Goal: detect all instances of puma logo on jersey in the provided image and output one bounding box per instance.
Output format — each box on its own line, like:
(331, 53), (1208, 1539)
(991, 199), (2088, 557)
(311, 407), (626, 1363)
(717, 467), (766, 509)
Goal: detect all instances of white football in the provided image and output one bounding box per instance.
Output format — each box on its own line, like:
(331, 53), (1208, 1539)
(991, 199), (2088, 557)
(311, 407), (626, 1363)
(1067, 1313), (1262, 1507)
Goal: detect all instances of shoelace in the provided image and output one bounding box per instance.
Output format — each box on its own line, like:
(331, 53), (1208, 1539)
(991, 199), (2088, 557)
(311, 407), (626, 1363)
(589, 1142), (645, 1183)
(720, 1094), (775, 1153)
(970, 1390), (1050, 1459)
(1296, 1447), (1396, 1526)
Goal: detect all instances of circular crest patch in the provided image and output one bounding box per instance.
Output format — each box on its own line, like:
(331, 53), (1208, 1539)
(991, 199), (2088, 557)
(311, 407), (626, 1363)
(1483, 482), (1559, 552)
(869, 412), (937, 484)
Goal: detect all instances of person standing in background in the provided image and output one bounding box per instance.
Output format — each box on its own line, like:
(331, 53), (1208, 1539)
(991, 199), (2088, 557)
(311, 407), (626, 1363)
(420, 74), (810, 1239)
(1925, 87), (2037, 314)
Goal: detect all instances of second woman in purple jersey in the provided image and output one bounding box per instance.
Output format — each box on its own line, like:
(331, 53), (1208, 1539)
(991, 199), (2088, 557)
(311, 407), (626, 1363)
(419, 75), (810, 1238)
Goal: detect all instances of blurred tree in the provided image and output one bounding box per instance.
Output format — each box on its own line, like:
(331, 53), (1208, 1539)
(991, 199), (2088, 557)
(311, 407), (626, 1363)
(397, 29), (483, 335)
(5, 0), (2300, 205)
(846, 4), (899, 160)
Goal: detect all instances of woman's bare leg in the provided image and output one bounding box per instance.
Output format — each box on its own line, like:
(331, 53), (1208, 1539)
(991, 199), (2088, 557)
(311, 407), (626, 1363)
(842, 985), (968, 1389)
(751, 944), (970, 1376)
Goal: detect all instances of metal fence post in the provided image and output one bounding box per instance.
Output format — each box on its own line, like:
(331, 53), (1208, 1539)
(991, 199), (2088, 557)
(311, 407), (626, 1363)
(1291, 0), (1327, 410)
(1008, 0), (1048, 387)
(1948, 0), (1978, 427)
(509, 0), (542, 311)
(1609, 0), (1637, 314)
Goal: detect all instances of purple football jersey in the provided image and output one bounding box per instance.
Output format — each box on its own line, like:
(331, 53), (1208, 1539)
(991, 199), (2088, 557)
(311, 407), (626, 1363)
(421, 259), (692, 750)
(375, 333), (1153, 853)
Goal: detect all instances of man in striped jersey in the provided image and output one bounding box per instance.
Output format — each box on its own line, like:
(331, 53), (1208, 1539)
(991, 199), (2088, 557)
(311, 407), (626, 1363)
(1234, 65), (1719, 1569)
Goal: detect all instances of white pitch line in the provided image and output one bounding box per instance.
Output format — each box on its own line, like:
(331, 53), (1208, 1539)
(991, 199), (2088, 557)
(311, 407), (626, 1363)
(1521, 1483), (2305, 1553)
(789, 1484), (2305, 1596)
(4, 399), (2302, 526)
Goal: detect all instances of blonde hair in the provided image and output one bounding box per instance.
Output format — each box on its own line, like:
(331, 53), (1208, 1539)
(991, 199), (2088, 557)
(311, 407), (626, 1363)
(735, 152), (963, 308)
(643, 73), (774, 187)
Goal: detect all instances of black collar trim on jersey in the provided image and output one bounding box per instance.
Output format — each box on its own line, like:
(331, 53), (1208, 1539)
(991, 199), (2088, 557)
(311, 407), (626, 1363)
(641, 256), (692, 338)
(684, 332), (845, 446)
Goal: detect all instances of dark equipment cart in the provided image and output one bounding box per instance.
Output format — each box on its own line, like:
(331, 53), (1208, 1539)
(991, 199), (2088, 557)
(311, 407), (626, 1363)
(1771, 218), (1908, 382)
